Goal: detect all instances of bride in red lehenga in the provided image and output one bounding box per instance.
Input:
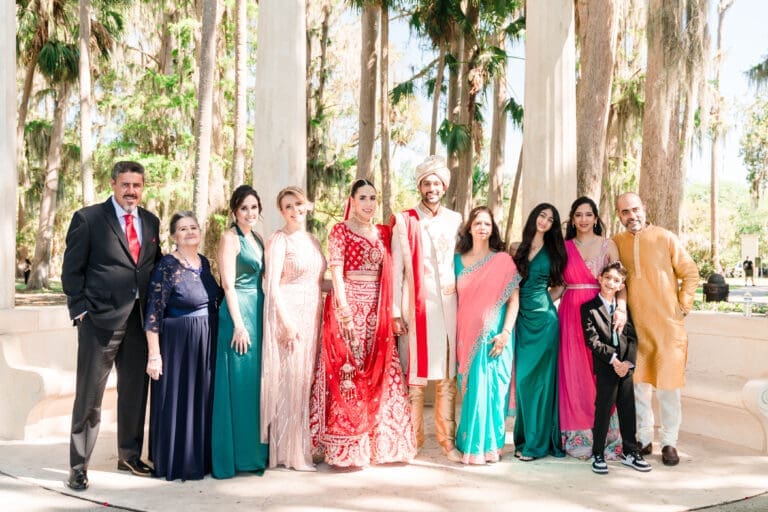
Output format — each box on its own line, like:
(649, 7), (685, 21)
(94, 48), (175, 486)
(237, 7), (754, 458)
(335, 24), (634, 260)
(309, 179), (416, 467)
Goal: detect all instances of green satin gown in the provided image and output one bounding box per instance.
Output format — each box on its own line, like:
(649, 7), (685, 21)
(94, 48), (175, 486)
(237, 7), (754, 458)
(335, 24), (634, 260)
(513, 249), (565, 459)
(211, 226), (269, 478)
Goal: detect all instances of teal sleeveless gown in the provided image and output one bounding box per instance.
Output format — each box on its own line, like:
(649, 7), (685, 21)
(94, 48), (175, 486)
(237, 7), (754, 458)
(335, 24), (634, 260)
(211, 226), (269, 478)
(513, 249), (565, 459)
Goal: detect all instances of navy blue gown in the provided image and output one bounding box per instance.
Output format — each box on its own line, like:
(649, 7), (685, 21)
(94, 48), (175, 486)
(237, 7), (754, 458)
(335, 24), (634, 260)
(144, 254), (219, 481)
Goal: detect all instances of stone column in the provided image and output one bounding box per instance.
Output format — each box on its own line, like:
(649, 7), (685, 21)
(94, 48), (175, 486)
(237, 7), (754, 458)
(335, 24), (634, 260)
(521, 0), (577, 222)
(1, 0), (17, 309)
(252, 0), (306, 234)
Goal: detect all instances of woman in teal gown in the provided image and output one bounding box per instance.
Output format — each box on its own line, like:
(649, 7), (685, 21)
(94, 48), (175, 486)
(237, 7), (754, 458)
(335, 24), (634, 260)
(212, 185), (269, 478)
(511, 203), (567, 460)
(454, 207), (521, 464)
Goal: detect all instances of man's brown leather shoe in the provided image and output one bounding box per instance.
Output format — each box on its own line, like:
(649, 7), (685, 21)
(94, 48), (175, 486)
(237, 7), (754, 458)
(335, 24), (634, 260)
(662, 445), (679, 466)
(639, 442), (652, 456)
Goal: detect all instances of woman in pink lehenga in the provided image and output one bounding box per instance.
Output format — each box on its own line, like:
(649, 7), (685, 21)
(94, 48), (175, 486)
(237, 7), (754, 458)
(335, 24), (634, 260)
(309, 179), (416, 468)
(552, 197), (624, 459)
(261, 187), (326, 471)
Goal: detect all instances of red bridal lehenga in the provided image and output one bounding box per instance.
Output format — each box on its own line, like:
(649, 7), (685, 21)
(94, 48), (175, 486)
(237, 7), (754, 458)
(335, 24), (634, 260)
(309, 221), (416, 467)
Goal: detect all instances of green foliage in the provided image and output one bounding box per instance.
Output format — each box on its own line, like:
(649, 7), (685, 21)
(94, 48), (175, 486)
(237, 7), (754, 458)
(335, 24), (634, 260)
(684, 182), (768, 275)
(746, 55), (768, 91)
(504, 97), (523, 129)
(739, 97), (768, 203)
(390, 80), (415, 105)
(37, 40), (79, 83)
(438, 119), (471, 157)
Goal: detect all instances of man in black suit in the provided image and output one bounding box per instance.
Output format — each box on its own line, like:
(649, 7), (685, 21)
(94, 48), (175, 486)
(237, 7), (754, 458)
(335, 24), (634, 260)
(581, 261), (650, 475)
(61, 161), (162, 490)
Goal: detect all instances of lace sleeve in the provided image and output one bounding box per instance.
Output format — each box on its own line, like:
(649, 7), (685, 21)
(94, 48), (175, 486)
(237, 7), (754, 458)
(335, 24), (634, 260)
(144, 256), (173, 333)
(328, 223), (346, 267)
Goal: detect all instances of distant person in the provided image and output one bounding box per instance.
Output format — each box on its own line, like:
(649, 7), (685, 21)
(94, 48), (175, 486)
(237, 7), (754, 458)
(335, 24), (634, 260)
(581, 262), (650, 475)
(743, 257), (755, 286)
(23, 258), (31, 285)
(613, 193), (698, 467)
(61, 161), (162, 491)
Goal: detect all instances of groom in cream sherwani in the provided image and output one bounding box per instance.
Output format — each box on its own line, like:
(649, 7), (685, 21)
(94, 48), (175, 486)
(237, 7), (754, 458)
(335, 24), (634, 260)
(391, 155), (463, 462)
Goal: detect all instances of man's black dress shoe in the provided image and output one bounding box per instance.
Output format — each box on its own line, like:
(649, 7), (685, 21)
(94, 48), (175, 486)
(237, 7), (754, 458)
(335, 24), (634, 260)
(117, 459), (152, 477)
(66, 469), (88, 491)
(661, 445), (680, 466)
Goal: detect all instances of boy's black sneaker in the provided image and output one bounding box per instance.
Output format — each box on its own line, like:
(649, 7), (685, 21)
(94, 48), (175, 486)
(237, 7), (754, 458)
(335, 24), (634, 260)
(591, 454), (609, 474)
(622, 451), (652, 472)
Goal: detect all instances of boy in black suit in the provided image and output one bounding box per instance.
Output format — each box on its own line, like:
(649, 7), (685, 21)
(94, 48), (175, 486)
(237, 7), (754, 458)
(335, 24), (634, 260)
(581, 261), (651, 474)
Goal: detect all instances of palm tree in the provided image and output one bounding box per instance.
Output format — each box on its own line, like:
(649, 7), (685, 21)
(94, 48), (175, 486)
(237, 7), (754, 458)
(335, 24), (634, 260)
(380, 1), (392, 219)
(27, 40), (79, 290)
(639, 0), (685, 232)
(575, 0), (618, 200)
(192, 0), (219, 238)
(79, 0), (94, 205)
(231, 0), (247, 189)
(710, 0), (734, 274)
(355, 1), (379, 182)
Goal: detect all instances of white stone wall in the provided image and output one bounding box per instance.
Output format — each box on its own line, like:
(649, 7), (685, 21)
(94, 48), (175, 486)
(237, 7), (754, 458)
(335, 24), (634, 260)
(0, 0), (17, 309)
(252, 0), (307, 234)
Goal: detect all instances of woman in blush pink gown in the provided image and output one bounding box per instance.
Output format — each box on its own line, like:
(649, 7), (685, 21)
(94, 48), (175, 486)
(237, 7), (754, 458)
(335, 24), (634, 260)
(552, 196), (624, 459)
(261, 187), (327, 471)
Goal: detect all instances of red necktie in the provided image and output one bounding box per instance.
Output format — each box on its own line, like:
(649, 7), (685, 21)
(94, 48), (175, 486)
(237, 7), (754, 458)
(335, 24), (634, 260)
(124, 214), (141, 263)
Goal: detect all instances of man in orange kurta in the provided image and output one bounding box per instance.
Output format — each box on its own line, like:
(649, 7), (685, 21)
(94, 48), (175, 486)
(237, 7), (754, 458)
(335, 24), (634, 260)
(613, 193), (698, 467)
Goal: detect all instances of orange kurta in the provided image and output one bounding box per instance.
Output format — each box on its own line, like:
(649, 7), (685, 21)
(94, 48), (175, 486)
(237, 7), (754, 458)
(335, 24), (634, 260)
(613, 225), (698, 389)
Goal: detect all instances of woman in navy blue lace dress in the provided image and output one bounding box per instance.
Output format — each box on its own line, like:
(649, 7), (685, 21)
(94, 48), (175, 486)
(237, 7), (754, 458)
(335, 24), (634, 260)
(144, 211), (220, 481)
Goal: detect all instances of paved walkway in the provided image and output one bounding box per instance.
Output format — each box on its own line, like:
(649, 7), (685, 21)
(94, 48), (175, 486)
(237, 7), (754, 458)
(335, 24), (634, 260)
(1, 410), (767, 512)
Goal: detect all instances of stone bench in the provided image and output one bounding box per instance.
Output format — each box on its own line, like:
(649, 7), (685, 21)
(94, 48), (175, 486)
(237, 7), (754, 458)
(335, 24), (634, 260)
(0, 306), (115, 439)
(682, 312), (768, 453)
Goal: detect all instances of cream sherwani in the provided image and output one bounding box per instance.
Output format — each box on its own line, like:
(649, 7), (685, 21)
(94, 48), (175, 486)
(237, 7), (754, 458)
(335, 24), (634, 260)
(392, 203), (462, 385)
(613, 223), (698, 448)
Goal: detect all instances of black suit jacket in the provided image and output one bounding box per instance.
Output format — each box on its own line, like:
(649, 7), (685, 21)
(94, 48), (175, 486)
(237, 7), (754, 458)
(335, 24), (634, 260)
(61, 198), (162, 331)
(580, 296), (638, 374)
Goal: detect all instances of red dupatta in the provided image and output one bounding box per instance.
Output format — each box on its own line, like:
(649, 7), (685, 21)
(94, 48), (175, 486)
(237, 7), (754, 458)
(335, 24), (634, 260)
(320, 224), (396, 436)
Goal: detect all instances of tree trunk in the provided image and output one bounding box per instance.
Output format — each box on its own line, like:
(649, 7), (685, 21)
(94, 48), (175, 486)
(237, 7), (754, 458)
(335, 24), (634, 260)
(454, 4), (479, 220)
(17, 55), (38, 191)
(379, 4), (392, 220)
(356, 4), (378, 182)
(445, 26), (462, 208)
(158, 2), (177, 75)
(504, 147), (523, 246)
(192, 0), (219, 238)
(575, 0), (617, 201)
(429, 43), (446, 156)
(306, 0), (330, 211)
(639, 0), (684, 233)
(79, 0), (95, 206)
(488, 31), (507, 224)
(232, 0), (247, 189)
(28, 82), (70, 290)
(710, 0), (733, 273)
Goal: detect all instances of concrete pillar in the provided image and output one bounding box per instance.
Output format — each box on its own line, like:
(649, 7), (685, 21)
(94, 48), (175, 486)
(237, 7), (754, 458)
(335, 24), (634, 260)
(1, 0), (17, 309)
(521, 0), (577, 222)
(252, 0), (306, 234)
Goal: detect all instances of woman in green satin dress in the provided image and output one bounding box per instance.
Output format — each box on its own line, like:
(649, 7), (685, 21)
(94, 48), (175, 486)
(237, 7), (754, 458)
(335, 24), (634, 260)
(211, 185), (269, 478)
(510, 203), (567, 461)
